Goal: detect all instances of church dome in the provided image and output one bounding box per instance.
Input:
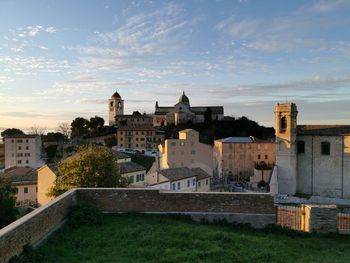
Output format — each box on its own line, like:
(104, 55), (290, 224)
(178, 91), (190, 104)
(111, 91), (121, 99)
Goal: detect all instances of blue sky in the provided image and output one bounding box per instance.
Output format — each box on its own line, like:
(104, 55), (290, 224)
(1, 0), (350, 130)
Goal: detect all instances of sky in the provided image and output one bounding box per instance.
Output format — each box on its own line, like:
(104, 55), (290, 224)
(1, 0), (350, 131)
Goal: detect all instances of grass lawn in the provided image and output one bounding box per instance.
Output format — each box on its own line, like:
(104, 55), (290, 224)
(13, 213), (350, 263)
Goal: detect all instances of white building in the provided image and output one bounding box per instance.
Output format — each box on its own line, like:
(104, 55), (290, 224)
(4, 135), (43, 169)
(275, 102), (350, 198)
(147, 167), (211, 192)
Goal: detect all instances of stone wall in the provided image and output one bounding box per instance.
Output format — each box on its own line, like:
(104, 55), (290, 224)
(77, 188), (275, 214)
(0, 188), (275, 262)
(0, 189), (77, 263)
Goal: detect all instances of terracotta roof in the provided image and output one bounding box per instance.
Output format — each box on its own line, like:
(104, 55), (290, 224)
(1, 166), (37, 184)
(190, 167), (211, 180)
(297, 125), (350, 136)
(120, 161), (146, 174)
(158, 167), (210, 182)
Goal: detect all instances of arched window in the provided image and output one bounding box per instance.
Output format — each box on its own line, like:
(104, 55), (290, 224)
(321, 141), (330, 155)
(280, 116), (287, 133)
(297, 141), (305, 154)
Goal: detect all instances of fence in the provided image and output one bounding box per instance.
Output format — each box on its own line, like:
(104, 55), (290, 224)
(276, 205), (350, 233)
(276, 205), (303, 231)
(337, 210), (350, 234)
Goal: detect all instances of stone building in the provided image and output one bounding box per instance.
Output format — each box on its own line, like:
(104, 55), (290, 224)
(275, 102), (350, 198)
(108, 91), (153, 127)
(116, 125), (165, 152)
(213, 137), (275, 180)
(153, 92), (224, 126)
(158, 129), (213, 176)
(4, 135), (43, 169)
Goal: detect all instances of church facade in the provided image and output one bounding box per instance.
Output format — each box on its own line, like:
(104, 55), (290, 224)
(275, 102), (350, 199)
(153, 92), (224, 126)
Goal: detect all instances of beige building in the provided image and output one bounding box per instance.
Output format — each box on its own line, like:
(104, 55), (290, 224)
(275, 102), (350, 198)
(1, 167), (37, 206)
(147, 167), (211, 192)
(154, 92), (224, 126)
(4, 135), (43, 169)
(37, 164), (57, 206)
(116, 125), (165, 152)
(159, 129), (213, 175)
(213, 137), (275, 180)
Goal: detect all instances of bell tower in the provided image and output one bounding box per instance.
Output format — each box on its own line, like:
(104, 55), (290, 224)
(109, 91), (124, 126)
(275, 102), (298, 195)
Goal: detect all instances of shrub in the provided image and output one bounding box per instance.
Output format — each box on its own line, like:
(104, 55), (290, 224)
(258, 180), (267, 188)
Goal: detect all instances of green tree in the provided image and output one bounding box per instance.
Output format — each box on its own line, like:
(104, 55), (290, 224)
(88, 116), (105, 135)
(1, 128), (25, 137)
(48, 146), (126, 197)
(0, 177), (18, 228)
(71, 117), (89, 138)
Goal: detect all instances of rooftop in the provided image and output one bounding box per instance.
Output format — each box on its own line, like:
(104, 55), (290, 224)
(1, 166), (37, 184)
(218, 137), (255, 143)
(119, 161), (146, 174)
(297, 125), (350, 136)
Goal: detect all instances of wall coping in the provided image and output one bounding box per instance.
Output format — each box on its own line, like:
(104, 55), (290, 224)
(0, 188), (76, 236)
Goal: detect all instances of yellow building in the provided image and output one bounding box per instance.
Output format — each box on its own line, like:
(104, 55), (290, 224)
(1, 167), (37, 206)
(37, 165), (57, 206)
(213, 137), (275, 180)
(159, 129), (213, 176)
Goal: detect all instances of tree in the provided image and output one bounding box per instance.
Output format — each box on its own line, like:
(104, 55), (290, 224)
(48, 145), (126, 197)
(88, 116), (105, 134)
(0, 178), (18, 228)
(204, 108), (212, 123)
(43, 132), (66, 142)
(71, 117), (89, 138)
(57, 122), (71, 139)
(28, 125), (46, 135)
(1, 128), (24, 137)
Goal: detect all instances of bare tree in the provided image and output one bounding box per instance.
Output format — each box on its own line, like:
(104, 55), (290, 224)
(57, 122), (71, 139)
(28, 125), (46, 136)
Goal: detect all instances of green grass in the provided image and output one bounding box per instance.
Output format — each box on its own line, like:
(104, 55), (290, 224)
(14, 213), (350, 263)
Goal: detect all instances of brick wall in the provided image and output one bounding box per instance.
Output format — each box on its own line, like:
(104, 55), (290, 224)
(0, 189), (77, 263)
(77, 188), (275, 214)
(0, 188), (274, 262)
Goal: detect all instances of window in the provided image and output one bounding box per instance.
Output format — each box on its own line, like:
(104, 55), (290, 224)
(17, 139), (23, 143)
(24, 187), (28, 194)
(258, 154), (261, 159)
(280, 116), (287, 133)
(198, 181), (201, 187)
(297, 141), (305, 154)
(172, 183), (176, 190)
(26, 160), (29, 164)
(136, 174), (144, 182)
(193, 179), (196, 186)
(18, 146), (22, 150)
(206, 179), (209, 185)
(130, 176), (134, 183)
(18, 160), (22, 164)
(177, 182), (181, 190)
(26, 146), (29, 150)
(321, 141), (330, 155)
(265, 155), (268, 160)
(187, 180), (190, 187)
(36, 187), (38, 193)
(26, 139), (28, 143)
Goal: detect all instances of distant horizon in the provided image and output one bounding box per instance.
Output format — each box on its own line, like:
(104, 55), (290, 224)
(1, 0), (350, 129)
